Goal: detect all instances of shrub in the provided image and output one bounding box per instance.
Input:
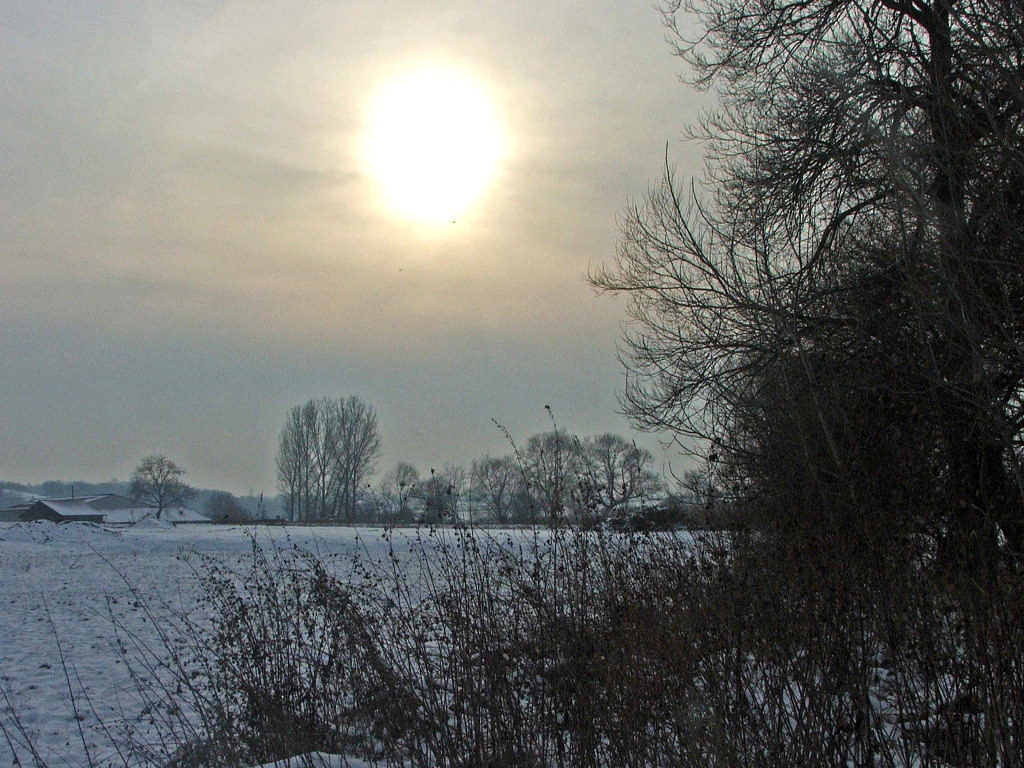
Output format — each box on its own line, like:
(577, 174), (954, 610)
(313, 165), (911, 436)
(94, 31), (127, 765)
(16, 524), (1016, 768)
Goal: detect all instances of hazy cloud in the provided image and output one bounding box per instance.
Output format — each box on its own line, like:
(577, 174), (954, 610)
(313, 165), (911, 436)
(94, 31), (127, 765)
(0, 0), (704, 491)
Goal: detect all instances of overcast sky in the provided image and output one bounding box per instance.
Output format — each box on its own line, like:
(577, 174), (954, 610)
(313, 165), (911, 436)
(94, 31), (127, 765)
(0, 1), (707, 495)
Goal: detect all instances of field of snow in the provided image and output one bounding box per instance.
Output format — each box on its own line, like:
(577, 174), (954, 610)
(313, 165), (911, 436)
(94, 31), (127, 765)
(0, 521), (403, 767)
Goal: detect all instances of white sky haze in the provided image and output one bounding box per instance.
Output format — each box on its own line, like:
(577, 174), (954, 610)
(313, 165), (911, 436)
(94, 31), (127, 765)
(0, 1), (706, 493)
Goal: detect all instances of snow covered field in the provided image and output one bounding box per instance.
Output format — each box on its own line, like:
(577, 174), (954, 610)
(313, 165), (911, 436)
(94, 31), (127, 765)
(0, 522), (399, 767)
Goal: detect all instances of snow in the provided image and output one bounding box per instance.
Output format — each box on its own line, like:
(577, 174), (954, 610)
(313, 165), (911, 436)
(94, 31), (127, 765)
(98, 505), (212, 524)
(0, 522), (398, 767)
(253, 753), (373, 768)
(0, 519), (119, 546)
(144, 505), (212, 524)
(129, 515), (176, 529)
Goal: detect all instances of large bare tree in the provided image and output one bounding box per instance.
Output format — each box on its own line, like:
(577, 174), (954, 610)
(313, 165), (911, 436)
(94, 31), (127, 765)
(331, 396), (384, 521)
(129, 455), (192, 520)
(416, 464), (468, 524)
(593, 0), (1024, 565)
(470, 455), (518, 524)
(520, 430), (581, 522)
(275, 396), (382, 522)
(578, 434), (663, 515)
(379, 462), (420, 523)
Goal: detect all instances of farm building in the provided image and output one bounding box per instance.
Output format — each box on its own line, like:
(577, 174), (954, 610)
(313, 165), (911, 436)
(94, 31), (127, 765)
(10, 499), (106, 524)
(0, 494), (210, 524)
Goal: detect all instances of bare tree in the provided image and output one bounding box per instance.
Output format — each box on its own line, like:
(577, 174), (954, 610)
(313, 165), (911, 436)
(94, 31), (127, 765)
(275, 396), (383, 522)
(471, 455), (518, 524)
(379, 462), (420, 523)
(593, 0), (1024, 564)
(205, 491), (250, 524)
(129, 455), (192, 520)
(331, 396), (384, 522)
(579, 434), (664, 515)
(417, 465), (468, 524)
(278, 400), (321, 520)
(521, 430), (581, 523)
(276, 400), (320, 522)
(444, 464), (468, 522)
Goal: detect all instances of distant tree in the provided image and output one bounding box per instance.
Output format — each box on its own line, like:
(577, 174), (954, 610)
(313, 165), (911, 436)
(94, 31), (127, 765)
(579, 434), (664, 515)
(39, 481), (69, 498)
(379, 462), (420, 523)
(676, 468), (714, 508)
(129, 455), (192, 520)
(332, 397), (384, 522)
(444, 464), (468, 521)
(416, 465), (468, 524)
(205, 491), (250, 524)
(276, 401), (316, 522)
(470, 455), (518, 524)
(521, 430), (581, 523)
(275, 396), (383, 522)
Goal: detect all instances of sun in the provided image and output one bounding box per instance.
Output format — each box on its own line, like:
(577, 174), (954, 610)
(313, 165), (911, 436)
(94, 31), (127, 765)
(364, 66), (503, 225)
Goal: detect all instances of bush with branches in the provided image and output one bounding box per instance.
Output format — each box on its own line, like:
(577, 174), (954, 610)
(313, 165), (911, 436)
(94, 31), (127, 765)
(23, 527), (1002, 768)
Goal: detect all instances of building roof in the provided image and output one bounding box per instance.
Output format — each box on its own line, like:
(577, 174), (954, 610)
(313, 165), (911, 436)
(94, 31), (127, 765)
(22, 493), (138, 510)
(0, 494), (211, 524)
(77, 494), (144, 511)
(34, 499), (106, 519)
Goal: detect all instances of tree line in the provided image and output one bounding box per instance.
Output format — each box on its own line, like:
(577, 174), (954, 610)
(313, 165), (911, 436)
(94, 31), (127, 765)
(375, 430), (664, 526)
(4, 403), (669, 528)
(274, 395), (666, 525)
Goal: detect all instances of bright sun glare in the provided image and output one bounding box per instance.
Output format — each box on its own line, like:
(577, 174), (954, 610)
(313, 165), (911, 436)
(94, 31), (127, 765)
(365, 67), (503, 225)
